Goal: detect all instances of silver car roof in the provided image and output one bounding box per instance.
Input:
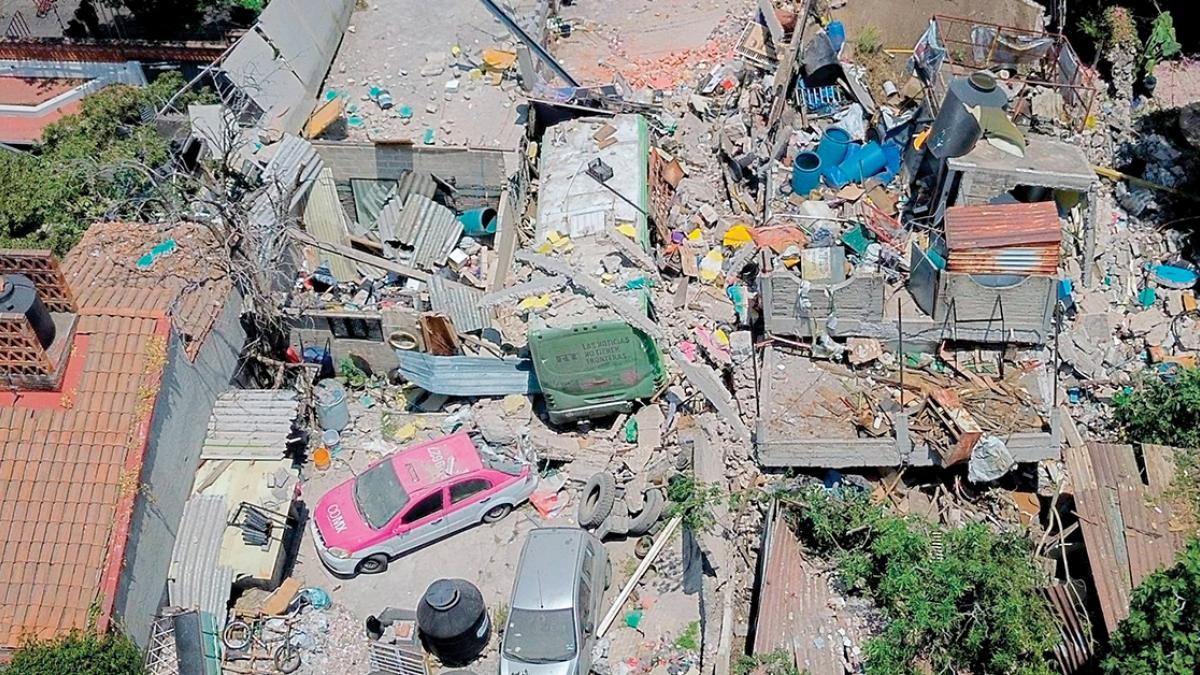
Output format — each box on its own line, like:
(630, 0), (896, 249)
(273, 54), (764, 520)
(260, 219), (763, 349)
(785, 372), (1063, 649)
(510, 528), (589, 611)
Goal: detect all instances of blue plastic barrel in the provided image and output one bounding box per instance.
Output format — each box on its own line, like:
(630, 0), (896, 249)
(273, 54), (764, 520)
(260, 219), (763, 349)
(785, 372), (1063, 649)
(315, 379), (349, 432)
(459, 207), (498, 236)
(826, 21), (846, 53)
(791, 151), (822, 195)
(836, 141), (887, 184)
(817, 127), (853, 168)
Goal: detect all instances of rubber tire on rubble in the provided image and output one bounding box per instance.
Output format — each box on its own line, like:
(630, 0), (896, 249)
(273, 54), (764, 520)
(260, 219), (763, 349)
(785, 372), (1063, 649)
(578, 472), (617, 528)
(482, 503), (512, 523)
(626, 488), (665, 537)
(357, 553), (389, 575)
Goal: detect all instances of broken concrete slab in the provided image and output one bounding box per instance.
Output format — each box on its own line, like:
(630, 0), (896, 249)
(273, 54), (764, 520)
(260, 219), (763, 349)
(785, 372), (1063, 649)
(670, 347), (749, 440)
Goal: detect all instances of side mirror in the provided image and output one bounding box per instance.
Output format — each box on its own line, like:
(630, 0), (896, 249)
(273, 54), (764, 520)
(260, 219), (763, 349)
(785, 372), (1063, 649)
(583, 619), (595, 634)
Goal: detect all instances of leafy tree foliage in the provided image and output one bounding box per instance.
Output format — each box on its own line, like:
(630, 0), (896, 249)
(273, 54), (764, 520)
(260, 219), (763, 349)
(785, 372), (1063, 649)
(784, 487), (1057, 675)
(1102, 539), (1200, 674)
(0, 72), (192, 255)
(1112, 368), (1200, 448)
(7, 630), (144, 675)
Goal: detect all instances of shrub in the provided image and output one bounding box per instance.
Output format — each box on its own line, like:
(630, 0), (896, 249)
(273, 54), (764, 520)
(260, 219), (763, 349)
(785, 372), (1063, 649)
(1112, 367), (1200, 448)
(7, 630), (144, 675)
(784, 487), (1057, 675)
(1102, 539), (1200, 674)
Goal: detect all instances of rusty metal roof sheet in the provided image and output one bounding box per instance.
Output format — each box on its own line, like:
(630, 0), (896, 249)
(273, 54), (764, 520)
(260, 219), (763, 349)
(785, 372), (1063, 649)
(1042, 583), (1092, 674)
(944, 201), (1061, 250)
(752, 507), (846, 674)
(1065, 442), (1187, 635)
(945, 247), (1059, 275)
(429, 275), (492, 333)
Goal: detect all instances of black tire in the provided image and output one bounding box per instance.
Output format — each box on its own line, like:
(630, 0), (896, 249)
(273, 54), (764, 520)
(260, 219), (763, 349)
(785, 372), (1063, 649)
(274, 643), (301, 673)
(578, 472), (617, 528)
(482, 503), (512, 523)
(356, 553), (389, 575)
(626, 488), (665, 536)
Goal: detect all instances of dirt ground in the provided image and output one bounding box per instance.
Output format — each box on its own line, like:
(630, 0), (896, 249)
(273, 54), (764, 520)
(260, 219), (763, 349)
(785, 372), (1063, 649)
(829, 0), (1044, 52)
(286, 400), (699, 674)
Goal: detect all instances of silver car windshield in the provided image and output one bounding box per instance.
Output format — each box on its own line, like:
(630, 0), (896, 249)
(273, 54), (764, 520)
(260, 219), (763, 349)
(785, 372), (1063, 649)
(354, 461), (410, 529)
(503, 608), (577, 663)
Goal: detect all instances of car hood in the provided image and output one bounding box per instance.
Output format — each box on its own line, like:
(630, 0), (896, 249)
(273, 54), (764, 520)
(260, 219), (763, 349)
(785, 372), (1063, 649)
(312, 480), (377, 551)
(499, 656), (577, 675)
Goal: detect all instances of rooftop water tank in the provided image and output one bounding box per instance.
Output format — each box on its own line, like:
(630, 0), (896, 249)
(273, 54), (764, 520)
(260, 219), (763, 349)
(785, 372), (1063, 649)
(0, 274), (55, 348)
(417, 579), (490, 666)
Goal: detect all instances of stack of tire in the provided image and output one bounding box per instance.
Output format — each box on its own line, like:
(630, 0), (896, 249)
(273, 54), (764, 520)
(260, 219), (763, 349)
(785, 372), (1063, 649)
(577, 471), (665, 539)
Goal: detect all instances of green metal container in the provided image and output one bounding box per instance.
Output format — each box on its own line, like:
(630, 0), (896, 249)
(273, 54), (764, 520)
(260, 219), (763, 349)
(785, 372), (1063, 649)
(529, 320), (667, 423)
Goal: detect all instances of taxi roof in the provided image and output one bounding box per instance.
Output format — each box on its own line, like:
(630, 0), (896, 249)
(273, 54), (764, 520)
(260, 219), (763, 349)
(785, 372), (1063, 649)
(387, 432), (484, 493)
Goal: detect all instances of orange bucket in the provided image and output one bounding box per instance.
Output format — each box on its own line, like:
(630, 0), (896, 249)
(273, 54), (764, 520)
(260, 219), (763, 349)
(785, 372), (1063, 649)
(313, 446), (331, 471)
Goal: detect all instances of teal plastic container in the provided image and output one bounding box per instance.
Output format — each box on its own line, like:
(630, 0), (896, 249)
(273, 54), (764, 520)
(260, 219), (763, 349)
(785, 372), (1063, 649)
(459, 207), (497, 236)
(791, 151), (822, 195)
(817, 127), (852, 168)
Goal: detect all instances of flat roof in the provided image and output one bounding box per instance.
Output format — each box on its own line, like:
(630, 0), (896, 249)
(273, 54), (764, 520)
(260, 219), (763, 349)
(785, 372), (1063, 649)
(947, 135), (1096, 191)
(317, 0), (536, 150)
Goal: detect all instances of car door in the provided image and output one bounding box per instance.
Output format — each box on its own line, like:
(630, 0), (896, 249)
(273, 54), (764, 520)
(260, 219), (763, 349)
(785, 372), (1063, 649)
(577, 563), (595, 675)
(446, 476), (495, 529)
(388, 490), (448, 555)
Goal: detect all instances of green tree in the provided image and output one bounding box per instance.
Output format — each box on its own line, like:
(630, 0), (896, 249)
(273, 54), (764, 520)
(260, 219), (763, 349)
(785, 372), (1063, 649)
(7, 630), (144, 675)
(0, 72), (197, 255)
(1102, 539), (1200, 674)
(784, 487), (1057, 675)
(1112, 368), (1200, 448)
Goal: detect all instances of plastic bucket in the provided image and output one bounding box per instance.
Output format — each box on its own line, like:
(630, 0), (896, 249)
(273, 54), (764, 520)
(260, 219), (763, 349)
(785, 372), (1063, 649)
(790, 151), (822, 195)
(836, 141), (887, 184)
(826, 21), (846, 53)
(322, 429), (342, 455)
(313, 446), (331, 471)
(315, 379), (349, 432)
(817, 127), (853, 169)
(459, 207), (497, 236)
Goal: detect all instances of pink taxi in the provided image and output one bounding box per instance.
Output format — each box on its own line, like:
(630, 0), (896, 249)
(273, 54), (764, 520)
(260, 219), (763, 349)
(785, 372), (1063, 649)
(310, 432), (536, 577)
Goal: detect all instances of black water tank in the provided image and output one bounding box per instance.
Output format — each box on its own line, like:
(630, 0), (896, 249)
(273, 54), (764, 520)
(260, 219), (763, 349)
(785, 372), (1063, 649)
(416, 579), (490, 666)
(928, 71), (1009, 159)
(0, 274), (55, 348)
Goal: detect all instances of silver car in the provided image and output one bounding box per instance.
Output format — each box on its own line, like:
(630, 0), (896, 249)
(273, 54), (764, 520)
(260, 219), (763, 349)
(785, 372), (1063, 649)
(500, 528), (610, 675)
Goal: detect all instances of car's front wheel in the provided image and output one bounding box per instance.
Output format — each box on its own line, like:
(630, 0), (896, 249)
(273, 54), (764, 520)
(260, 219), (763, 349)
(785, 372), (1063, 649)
(356, 553), (389, 575)
(482, 503), (513, 523)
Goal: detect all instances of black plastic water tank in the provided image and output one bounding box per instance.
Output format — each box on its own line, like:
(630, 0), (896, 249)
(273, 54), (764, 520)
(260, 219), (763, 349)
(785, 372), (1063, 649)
(0, 274), (55, 348)
(928, 71), (1010, 159)
(416, 579), (490, 666)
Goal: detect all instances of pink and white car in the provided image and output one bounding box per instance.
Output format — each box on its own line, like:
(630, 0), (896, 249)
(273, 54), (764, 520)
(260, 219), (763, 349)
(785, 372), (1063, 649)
(310, 432), (537, 577)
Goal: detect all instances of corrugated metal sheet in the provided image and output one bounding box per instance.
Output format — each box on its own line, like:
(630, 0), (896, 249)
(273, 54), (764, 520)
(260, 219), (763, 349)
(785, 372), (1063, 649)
(1065, 442), (1188, 636)
(397, 352), (540, 396)
(752, 507), (845, 674)
(429, 275), (493, 333)
(944, 201), (1060, 275)
(945, 247), (1059, 275)
(249, 135), (324, 233)
(168, 495), (234, 629)
(944, 201), (1061, 250)
(304, 168), (358, 281)
(1042, 584), (1092, 674)
(352, 178), (398, 227)
(376, 194), (463, 271)
(201, 390), (301, 460)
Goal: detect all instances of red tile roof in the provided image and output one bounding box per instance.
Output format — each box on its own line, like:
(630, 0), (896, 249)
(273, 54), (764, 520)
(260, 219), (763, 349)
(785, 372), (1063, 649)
(0, 221), (232, 650)
(64, 222), (233, 359)
(0, 307), (168, 649)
